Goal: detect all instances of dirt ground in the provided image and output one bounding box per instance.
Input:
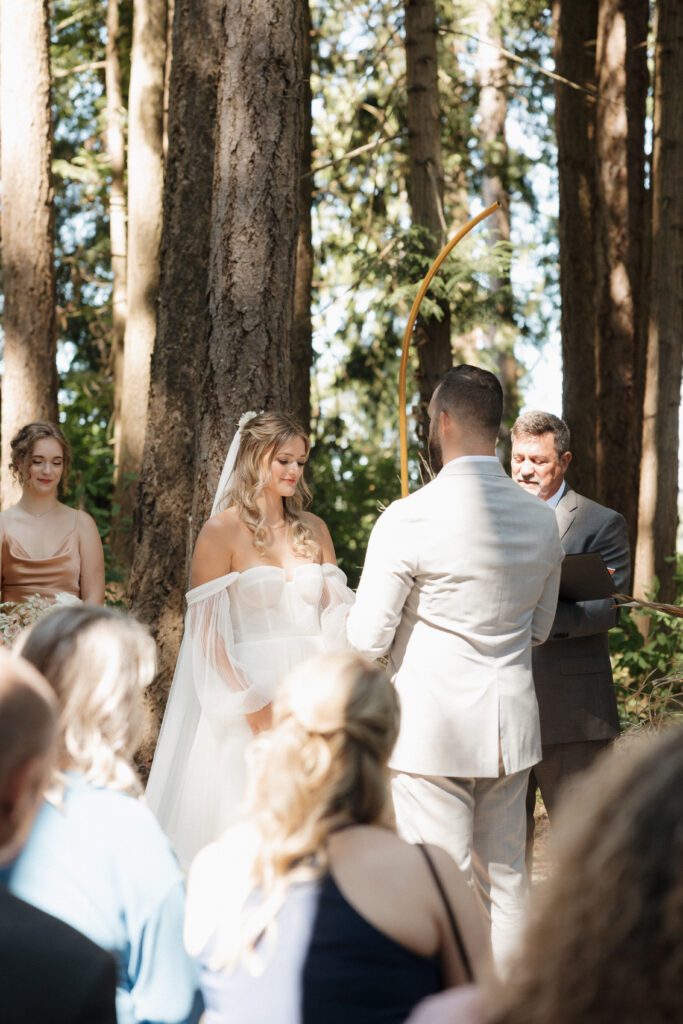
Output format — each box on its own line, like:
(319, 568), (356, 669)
(531, 803), (552, 886)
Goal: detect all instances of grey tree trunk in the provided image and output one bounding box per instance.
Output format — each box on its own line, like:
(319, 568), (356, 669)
(191, 0), (305, 529)
(552, 0), (599, 498)
(477, 0), (519, 464)
(113, 0), (167, 564)
(127, 0), (224, 755)
(291, 0), (314, 432)
(404, 0), (451, 452)
(105, 0), (128, 465)
(634, 0), (683, 606)
(593, 0), (649, 547)
(0, 0), (57, 507)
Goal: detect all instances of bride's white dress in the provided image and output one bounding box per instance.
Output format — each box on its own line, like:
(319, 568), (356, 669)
(145, 562), (354, 868)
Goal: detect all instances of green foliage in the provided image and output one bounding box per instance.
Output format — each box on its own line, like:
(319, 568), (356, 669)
(611, 566), (683, 730)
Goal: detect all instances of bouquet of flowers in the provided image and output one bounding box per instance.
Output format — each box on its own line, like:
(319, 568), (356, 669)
(0, 592), (82, 648)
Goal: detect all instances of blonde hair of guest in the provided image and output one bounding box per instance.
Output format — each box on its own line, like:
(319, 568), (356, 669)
(17, 606), (156, 798)
(212, 651), (400, 971)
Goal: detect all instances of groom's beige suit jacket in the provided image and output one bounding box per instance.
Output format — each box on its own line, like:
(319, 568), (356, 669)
(347, 458), (564, 779)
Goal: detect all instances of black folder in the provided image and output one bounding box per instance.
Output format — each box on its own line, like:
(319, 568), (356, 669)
(559, 552), (616, 602)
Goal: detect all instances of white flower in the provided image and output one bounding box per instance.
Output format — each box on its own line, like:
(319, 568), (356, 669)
(54, 592), (83, 607)
(238, 410), (259, 432)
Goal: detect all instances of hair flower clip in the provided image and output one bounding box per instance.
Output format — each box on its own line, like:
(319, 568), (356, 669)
(237, 410), (259, 432)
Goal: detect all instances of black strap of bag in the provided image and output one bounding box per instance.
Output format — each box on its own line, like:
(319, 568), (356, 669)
(417, 843), (474, 982)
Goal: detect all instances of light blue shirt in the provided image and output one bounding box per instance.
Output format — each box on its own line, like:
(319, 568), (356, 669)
(2, 773), (202, 1024)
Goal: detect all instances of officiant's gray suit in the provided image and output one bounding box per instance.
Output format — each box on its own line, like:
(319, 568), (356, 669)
(347, 457), (564, 965)
(527, 487), (630, 840)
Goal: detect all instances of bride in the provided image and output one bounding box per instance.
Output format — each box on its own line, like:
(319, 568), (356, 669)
(145, 411), (354, 868)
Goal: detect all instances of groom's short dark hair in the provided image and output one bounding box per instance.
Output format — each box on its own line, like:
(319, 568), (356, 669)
(433, 365), (503, 439)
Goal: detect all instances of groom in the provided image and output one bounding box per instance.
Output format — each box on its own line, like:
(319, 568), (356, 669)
(347, 365), (563, 964)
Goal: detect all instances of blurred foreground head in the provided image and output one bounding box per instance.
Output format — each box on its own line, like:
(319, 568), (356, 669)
(0, 650), (57, 863)
(491, 728), (683, 1024)
(18, 606), (156, 797)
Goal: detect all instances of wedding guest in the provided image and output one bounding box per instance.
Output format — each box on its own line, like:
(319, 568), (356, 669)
(0, 648), (117, 1024)
(510, 412), (630, 866)
(0, 421), (105, 605)
(347, 366), (564, 965)
(185, 651), (490, 1024)
(146, 411), (354, 869)
(5, 606), (202, 1024)
(406, 728), (683, 1024)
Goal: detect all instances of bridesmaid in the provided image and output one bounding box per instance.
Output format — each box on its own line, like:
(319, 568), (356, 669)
(0, 422), (105, 605)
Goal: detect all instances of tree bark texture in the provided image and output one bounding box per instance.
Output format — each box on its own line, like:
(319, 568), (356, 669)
(553, 0), (599, 497)
(106, 0), (128, 466)
(114, 0), (167, 562)
(477, 0), (519, 463)
(593, 0), (649, 546)
(634, 0), (683, 605)
(291, 0), (314, 432)
(127, 0), (223, 748)
(0, 0), (57, 507)
(191, 0), (305, 529)
(404, 0), (451, 451)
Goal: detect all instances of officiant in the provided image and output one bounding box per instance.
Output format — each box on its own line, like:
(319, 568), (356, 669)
(510, 411), (631, 865)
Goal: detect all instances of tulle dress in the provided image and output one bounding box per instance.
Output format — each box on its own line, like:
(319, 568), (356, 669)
(145, 563), (354, 869)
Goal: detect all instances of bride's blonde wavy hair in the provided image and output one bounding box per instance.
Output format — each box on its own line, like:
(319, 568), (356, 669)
(17, 606), (156, 798)
(223, 412), (318, 560)
(213, 651), (400, 971)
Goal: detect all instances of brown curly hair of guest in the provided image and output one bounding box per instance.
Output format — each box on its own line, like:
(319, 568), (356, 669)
(9, 421), (71, 492)
(487, 728), (683, 1024)
(219, 411), (318, 561)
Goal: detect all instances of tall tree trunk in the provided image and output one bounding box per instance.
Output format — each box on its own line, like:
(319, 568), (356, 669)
(291, 0), (314, 432)
(593, 0), (649, 546)
(113, 0), (167, 565)
(477, 0), (519, 463)
(553, 0), (599, 497)
(404, 0), (451, 452)
(634, 0), (683, 606)
(0, 0), (57, 507)
(191, 0), (305, 528)
(106, 0), (128, 464)
(127, 0), (223, 753)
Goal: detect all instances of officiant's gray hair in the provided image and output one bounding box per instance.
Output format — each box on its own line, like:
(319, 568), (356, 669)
(511, 411), (571, 457)
(433, 364), (503, 440)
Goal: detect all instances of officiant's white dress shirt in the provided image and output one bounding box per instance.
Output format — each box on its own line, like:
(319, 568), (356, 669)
(347, 456), (563, 778)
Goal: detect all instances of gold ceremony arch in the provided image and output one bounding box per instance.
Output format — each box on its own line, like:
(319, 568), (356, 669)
(398, 201), (501, 497)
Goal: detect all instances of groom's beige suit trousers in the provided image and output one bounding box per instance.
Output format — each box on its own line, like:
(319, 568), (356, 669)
(391, 764), (530, 969)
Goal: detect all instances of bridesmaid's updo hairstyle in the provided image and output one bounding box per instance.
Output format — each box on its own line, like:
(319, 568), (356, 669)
(226, 411), (318, 560)
(10, 421), (71, 490)
(212, 652), (400, 970)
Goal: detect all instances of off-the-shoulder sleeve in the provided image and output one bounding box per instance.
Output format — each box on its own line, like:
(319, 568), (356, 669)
(184, 574), (269, 723)
(319, 563), (355, 652)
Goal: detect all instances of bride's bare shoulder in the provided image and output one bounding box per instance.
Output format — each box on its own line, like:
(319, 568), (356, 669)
(192, 509), (247, 583)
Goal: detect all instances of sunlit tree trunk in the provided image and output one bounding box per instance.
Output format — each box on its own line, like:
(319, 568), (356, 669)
(0, 0), (57, 507)
(190, 0), (305, 529)
(127, 0), (222, 754)
(634, 0), (683, 607)
(477, 0), (519, 464)
(593, 0), (649, 546)
(404, 0), (451, 452)
(291, 0), (314, 432)
(113, 0), (167, 564)
(553, 0), (599, 497)
(105, 0), (128, 464)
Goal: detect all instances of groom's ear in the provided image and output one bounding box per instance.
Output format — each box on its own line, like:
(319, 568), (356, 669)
(439, 409), (453, 436)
